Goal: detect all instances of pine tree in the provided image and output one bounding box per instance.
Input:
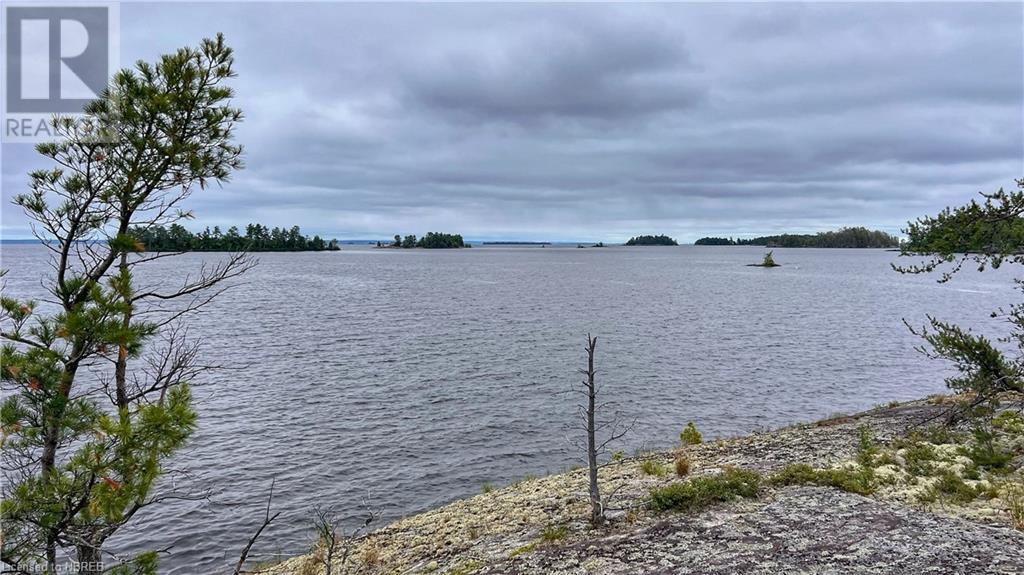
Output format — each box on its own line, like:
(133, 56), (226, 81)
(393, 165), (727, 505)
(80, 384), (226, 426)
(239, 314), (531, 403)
(0, 34), (250, 573)
(895, 178), (1024, 418)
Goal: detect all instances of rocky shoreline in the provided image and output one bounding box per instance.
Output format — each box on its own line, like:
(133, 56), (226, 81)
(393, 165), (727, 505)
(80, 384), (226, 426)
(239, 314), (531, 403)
(261, 396), (1024, 575)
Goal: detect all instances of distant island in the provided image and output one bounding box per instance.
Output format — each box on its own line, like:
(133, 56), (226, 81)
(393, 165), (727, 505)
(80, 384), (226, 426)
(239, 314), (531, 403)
(482, 241), (551, 246)
(380, 232), (469, 249)
(131, 223), (339, 252)
(747, 250), (781, 267)
(625, 234), (679, 246)
(695, 227), (899, 248)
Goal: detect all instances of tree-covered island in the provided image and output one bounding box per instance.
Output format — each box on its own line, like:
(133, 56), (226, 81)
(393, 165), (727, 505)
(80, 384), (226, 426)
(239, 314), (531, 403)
(624, 234), (679, 246)
(695, 227), (899, 248)
(131, 223), (340, 251)
(381, 232), (469, 249)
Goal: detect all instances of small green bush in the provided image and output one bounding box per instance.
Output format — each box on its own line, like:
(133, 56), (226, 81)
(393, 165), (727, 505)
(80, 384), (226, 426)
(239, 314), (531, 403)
(927, 471), (979, 504)
(963, 464), (982, 480)
(649, 468), (760, 512)
(824, 467), (875, 495)
(1005, 484), (1024, 530)
(540, 525), (568, 542)
(449, 560), (483, 575)
(611, 450), (625, 462)
(770, 464), (820, 486)
(770, 463), (875, 495)
(680, 422), (703, 445)
(875, 451), (899, 467)
(993, 411), (1024, 434)
(903, 442), (937, 476)
(856, 426), (879, 467)
(508, 543), (537, 558)
(964, 426), (1014, 471)
(923, 424), (956, 445)
(640, 460), (669, 477)
(481, 483), (495, 494)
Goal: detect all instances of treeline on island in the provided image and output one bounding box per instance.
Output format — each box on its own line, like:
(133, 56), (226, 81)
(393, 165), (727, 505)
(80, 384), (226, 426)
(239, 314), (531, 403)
(625, 234), (679, 246)
(131, 223), (340, 252)
(695, 227), (899, 248)
(382, 232), (469, 249)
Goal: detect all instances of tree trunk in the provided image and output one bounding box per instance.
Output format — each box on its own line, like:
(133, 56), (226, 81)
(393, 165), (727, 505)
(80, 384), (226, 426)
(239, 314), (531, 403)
(585, 335), (602, 526)
(45, 538), (57, 574)
(114, 252), (130, 408)
(76, 540), (104, 575)
(40, 317), (85, 571)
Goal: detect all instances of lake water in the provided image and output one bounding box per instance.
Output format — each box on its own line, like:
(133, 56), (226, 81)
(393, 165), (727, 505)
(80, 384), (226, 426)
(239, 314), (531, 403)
(0, 244), (1016, 573)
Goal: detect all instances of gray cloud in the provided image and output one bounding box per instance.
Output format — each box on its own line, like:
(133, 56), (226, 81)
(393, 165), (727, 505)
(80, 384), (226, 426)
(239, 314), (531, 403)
(2, 2), (1022, 242)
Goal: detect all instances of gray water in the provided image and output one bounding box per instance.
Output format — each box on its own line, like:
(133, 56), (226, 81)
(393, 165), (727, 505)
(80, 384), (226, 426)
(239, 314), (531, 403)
(0, 244), (1016, 573)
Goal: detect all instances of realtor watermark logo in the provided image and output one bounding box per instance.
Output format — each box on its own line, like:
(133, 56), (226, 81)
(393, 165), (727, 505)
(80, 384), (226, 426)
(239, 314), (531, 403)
(2, 2), (119, 142)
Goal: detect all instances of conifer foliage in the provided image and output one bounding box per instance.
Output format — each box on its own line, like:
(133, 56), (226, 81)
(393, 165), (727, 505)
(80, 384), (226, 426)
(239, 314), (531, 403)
(896, 178), (1024, 416)
(1, 35), (250, 573)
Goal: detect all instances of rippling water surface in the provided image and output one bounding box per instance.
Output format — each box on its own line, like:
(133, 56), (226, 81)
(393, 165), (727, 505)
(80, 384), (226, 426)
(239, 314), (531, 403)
(1, 244), (1015, 573)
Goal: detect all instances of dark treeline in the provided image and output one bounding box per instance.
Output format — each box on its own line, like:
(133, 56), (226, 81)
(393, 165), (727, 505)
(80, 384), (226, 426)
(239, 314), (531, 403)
(131, 223), (340, 252)
(625, 234), (679, 246)
(383, 232), (468, 249)
(695, 227), (900, 248)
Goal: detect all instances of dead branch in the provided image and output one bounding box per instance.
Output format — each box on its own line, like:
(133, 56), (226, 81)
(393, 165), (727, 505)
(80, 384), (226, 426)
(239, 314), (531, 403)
(233, 479), (280, 575)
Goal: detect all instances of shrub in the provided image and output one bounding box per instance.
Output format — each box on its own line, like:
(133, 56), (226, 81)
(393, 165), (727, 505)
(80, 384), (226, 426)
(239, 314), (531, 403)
(856, 426), (879, 467)
(903, 442), (937, 476)
(680, 422), (703, 445)
(641, 460), (668, 477)
(508, 543), (537, 558)
(964, 426), (1014, 471)
(1005, 484), (1024, 530)
(649, 468), (761, 512)
(481, 483), (495, 494)
(450, 560), (483, 575)
(770, 464), (820, 486)
(963, 464), (982, 480)
(927, 471), (979, 504)
(540, 525), (569, 542)
(770, 463), (875, 495)
(993, 410), (1024, 434)
(674, 455), (691, 477)
(823, 467), (875, 495)
(875, 451), (899, 467)
(923, 424), (956, 445)
(611, 450), (625, 462)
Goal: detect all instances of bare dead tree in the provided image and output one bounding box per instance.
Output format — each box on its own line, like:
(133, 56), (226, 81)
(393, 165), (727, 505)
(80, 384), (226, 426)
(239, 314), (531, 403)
(311, 505), (379, 575)
(567, 335), (635, 526)
(312, 507), (340, 575)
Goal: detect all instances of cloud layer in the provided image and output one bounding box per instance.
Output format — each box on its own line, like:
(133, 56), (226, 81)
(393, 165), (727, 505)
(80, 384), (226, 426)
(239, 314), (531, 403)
(2, 3), (1022, 241)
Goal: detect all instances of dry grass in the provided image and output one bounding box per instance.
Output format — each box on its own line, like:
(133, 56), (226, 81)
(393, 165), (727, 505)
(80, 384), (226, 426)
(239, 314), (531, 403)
(1006, 484), (1024, 531)
(362, 541), (383, 569)
(674, 454), (691, 477)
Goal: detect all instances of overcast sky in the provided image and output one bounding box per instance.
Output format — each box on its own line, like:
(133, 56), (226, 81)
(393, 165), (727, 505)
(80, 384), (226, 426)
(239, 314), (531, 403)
(2, 2), (1022, 242)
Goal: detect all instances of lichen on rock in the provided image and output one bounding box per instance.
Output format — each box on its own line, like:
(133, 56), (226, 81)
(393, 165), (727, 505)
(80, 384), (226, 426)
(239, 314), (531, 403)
(261, 396), (1024, 575)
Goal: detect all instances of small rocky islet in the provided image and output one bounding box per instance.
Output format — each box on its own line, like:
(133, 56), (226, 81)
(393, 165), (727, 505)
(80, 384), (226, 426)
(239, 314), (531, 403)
(262, 395), (1024, 575)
